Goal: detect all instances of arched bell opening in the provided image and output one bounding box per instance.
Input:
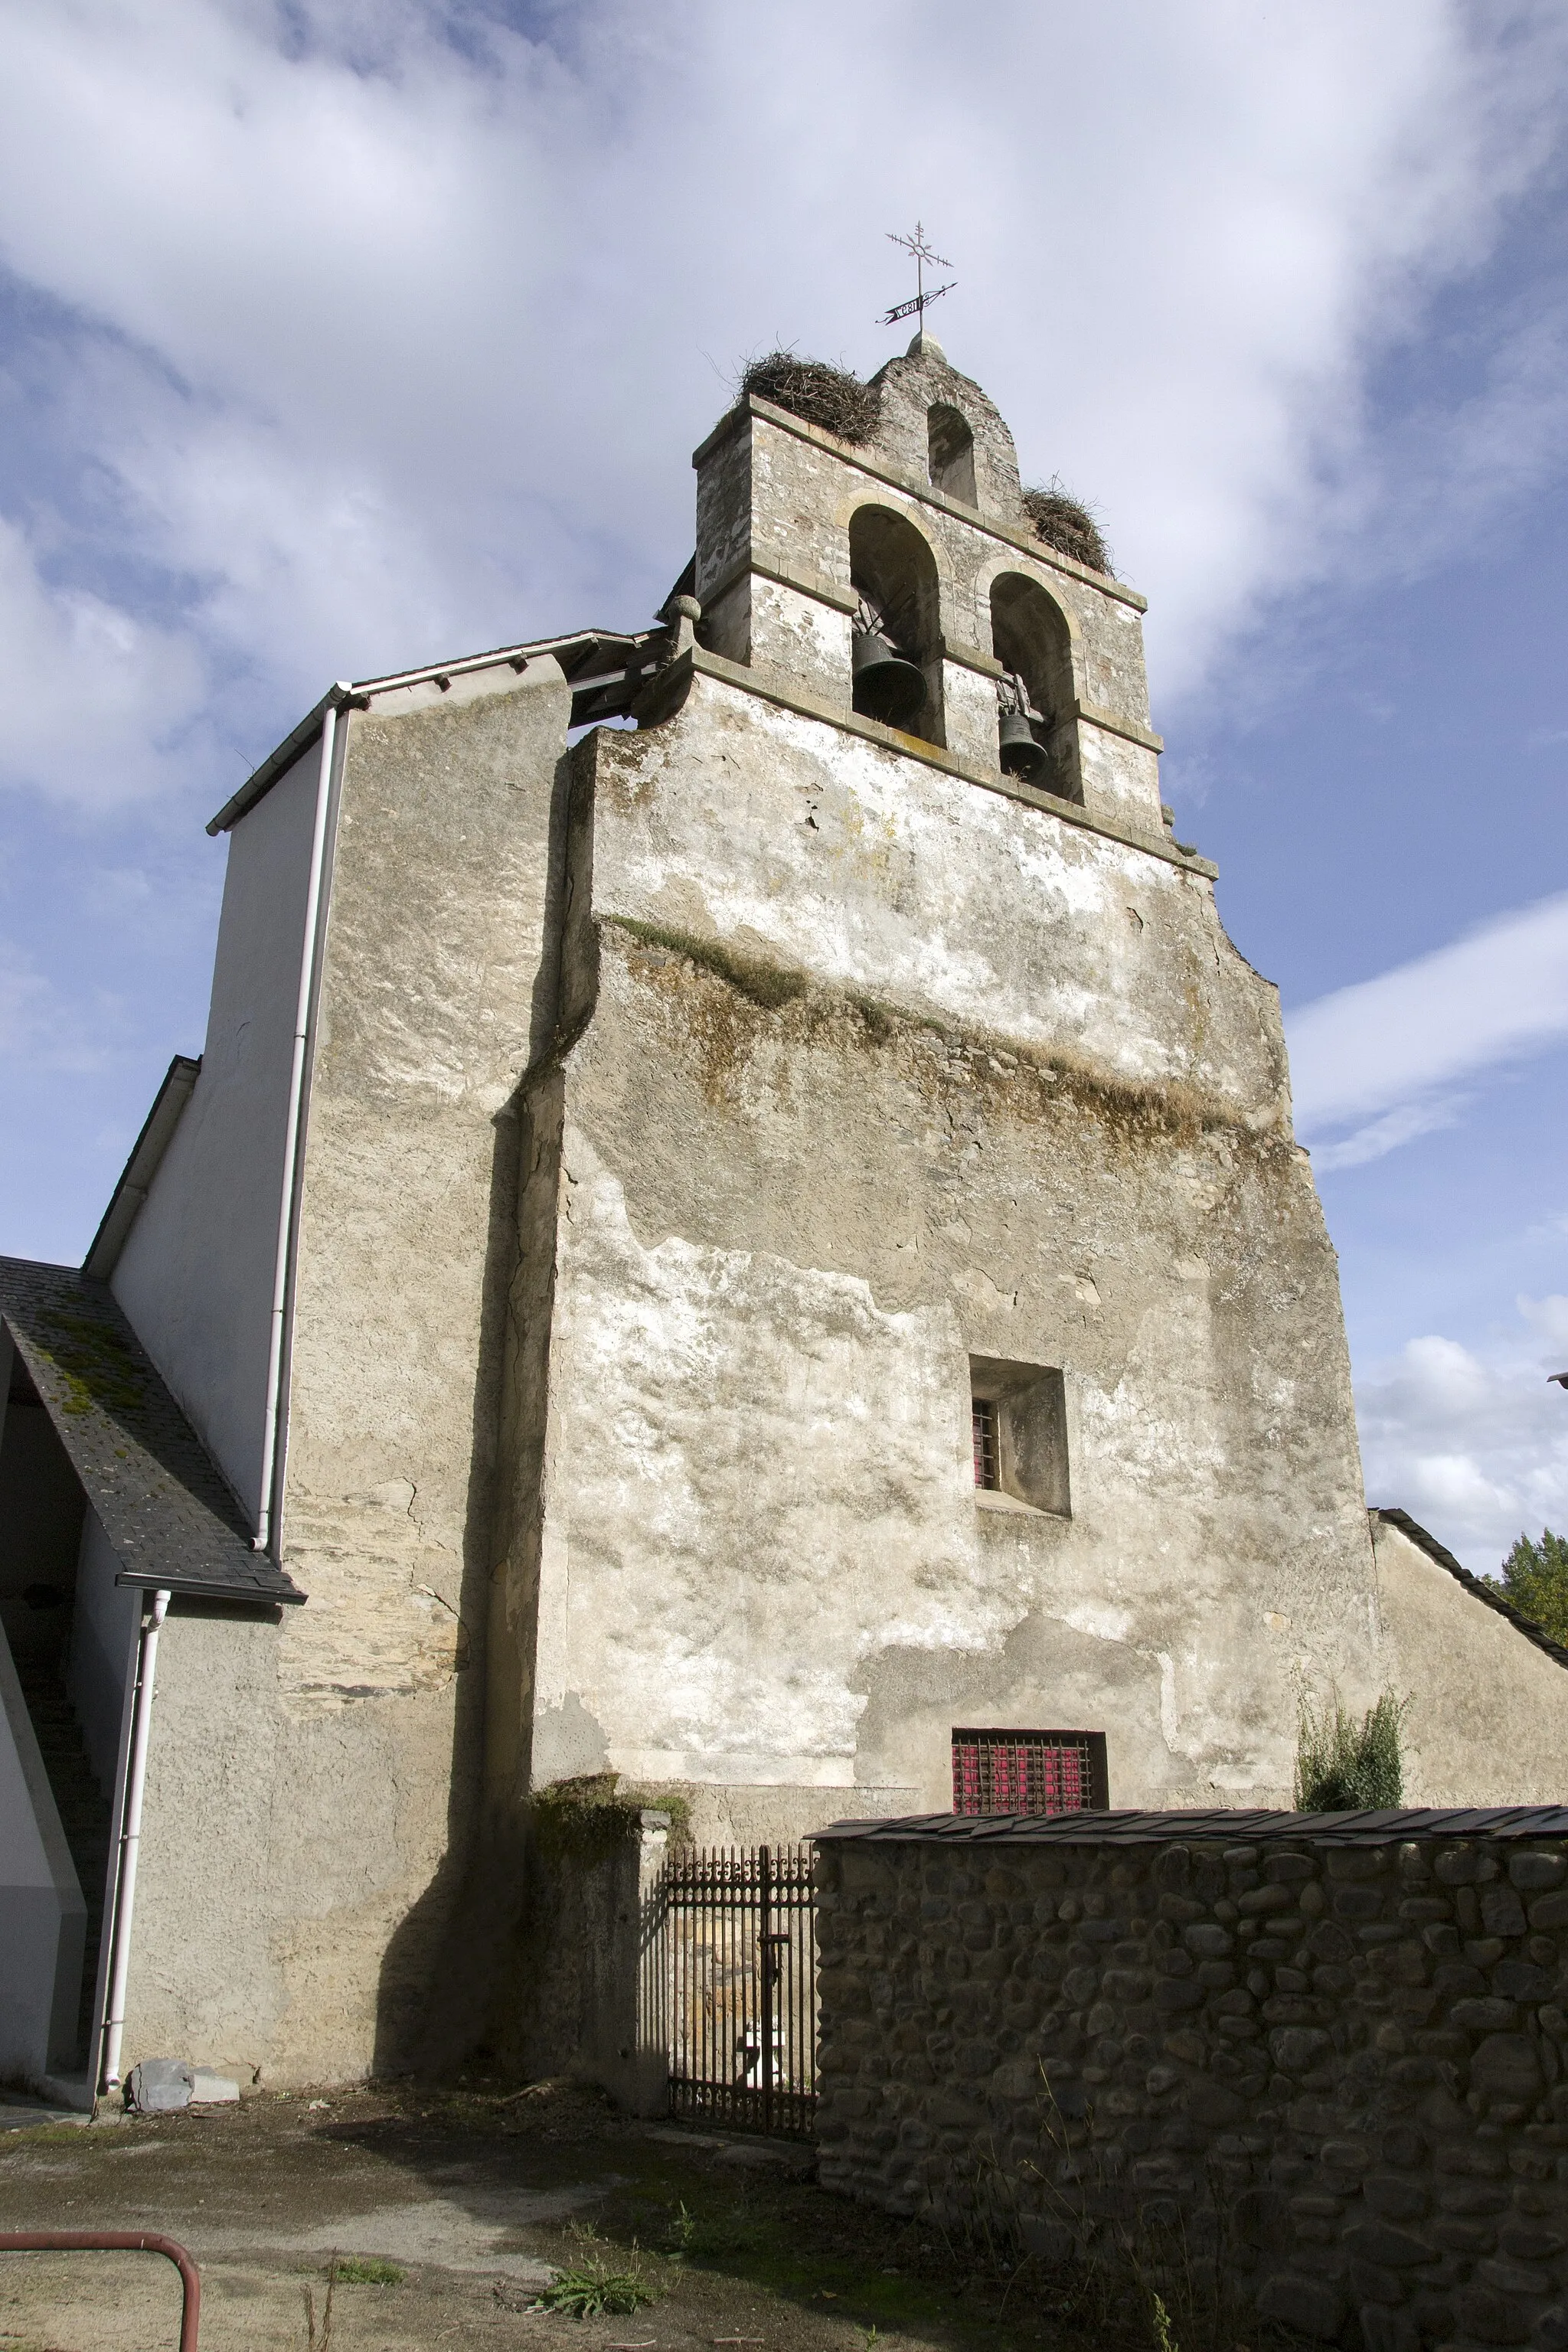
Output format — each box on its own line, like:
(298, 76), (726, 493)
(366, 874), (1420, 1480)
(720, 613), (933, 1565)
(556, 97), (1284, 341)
(848, 505), (944, 746)
(988, 572), (1080, 802)
(928, 404), (976, 505)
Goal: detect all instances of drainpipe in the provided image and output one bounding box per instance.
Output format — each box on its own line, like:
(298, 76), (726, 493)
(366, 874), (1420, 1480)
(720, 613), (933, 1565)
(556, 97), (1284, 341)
(253, 688), (348, 1556)
(100, 1589), (170, 2096)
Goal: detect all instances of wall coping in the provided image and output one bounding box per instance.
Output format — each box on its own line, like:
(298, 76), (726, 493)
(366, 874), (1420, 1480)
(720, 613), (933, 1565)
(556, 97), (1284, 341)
(814, 1803), (1568, 1846)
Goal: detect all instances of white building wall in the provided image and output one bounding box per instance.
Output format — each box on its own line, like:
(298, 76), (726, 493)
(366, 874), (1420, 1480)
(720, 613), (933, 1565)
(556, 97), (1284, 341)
(111, 743), (322, 1521)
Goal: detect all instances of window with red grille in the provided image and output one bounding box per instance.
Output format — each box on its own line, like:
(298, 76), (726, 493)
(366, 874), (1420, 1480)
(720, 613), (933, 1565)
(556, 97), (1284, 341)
(951, 1728), (1107, 1815)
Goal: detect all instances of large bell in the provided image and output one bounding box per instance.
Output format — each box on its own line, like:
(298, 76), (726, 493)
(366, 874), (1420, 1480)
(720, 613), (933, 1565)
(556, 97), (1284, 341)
(998, 708), (1049, 786)
(852, 628), (927, 729)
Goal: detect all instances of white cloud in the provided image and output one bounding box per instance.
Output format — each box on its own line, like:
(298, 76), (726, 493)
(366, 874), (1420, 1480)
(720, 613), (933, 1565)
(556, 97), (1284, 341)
(1358, 1306), (1568, 1566)
(1286, 890), (1568, 1165)
(0, 514), (207, 804)
(1309, 1095), (1467, 1174)
(0, 1), (1563, 805)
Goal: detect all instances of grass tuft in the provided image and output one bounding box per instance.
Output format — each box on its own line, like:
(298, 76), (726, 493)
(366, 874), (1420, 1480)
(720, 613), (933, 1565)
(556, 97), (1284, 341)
(332, 2256), (404, 2285)
(534, 2261), (662, 2319)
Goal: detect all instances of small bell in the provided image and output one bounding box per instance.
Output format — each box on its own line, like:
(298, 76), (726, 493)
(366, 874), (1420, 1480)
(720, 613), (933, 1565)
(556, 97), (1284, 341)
(998, 707), (1049, 786)
(852, 627), (927, 730)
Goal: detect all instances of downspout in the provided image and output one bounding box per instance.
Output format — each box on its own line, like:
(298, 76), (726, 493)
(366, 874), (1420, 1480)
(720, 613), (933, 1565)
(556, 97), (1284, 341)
(253, 688), (348, 1556)
(100, 1588), (170, 2096)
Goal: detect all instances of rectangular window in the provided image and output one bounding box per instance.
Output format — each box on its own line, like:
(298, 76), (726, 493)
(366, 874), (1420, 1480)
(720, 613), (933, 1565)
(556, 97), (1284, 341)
(972, 1397), (1000, 1489)
(969, 1357), (1070, 1516)
(951, 1727), (1108, 1815)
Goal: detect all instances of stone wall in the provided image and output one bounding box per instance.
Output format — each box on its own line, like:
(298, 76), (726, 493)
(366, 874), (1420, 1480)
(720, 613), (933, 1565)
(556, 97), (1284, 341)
(815, 1814), (1568, 2349)
(507, 661), (1382, 1841)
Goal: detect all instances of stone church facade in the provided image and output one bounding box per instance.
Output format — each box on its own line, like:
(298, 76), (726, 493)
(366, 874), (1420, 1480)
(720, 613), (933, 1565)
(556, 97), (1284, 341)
(2, 335), (1564, 2102)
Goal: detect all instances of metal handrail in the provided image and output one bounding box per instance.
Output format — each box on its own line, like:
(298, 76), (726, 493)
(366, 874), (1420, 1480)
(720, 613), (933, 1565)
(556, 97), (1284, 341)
(0, 2230), (201, 2350)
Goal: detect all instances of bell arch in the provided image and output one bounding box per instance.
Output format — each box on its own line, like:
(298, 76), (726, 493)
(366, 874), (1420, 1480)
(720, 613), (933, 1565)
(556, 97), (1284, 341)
(988, 570), (1080, 802)
(848, 504), (945, 746)
(927, 403), (976, 505)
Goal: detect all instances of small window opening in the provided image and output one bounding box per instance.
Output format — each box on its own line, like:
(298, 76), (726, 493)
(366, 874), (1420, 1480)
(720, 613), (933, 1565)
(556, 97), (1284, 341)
(952, 1728), (1109, 1815)
(969, 1355), (1070, 1516)
(972, 1397), (1000, 1489)
(928, 403), (976, 505)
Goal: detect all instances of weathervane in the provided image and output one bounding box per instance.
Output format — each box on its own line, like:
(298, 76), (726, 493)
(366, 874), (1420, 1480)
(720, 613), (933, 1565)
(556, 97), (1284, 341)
(880, 223), (955, 328)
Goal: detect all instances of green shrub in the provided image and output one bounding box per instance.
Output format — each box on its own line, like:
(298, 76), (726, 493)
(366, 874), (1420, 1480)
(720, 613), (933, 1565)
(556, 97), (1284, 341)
(1294, 1689), (1405, 1810)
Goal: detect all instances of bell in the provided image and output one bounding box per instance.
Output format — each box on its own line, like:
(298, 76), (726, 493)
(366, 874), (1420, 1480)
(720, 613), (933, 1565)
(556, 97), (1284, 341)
(998, 709), (1049, 785)
(852, 628), (927, 729)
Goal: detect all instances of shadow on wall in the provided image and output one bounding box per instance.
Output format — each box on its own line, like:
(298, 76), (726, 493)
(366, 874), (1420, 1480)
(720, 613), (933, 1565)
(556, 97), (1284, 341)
(370, 746), (580, 2082)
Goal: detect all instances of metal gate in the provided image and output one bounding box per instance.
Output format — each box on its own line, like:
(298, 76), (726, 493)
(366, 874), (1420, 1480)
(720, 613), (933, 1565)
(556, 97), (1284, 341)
(642, 1843), (817, 2137)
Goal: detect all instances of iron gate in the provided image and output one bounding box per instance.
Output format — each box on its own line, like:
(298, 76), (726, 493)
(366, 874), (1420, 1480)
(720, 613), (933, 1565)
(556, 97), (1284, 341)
(642, 1843), (817, 2137)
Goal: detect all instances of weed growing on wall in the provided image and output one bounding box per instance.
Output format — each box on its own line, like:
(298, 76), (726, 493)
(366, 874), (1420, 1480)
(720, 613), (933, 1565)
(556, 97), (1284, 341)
(1292, 1686), (1405, 1809)
(529, 1772), (692, 1860)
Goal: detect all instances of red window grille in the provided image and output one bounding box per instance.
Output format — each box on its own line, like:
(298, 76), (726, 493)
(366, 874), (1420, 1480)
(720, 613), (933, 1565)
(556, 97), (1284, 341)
(972, 1398), (1000, 1488)
(951, 1728), (1105, 1815)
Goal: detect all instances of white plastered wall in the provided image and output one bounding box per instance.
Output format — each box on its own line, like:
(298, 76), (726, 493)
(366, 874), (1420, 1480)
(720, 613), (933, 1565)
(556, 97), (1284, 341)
(1374, 1514), (1568, 1805)
(111, 744), (321, 1521)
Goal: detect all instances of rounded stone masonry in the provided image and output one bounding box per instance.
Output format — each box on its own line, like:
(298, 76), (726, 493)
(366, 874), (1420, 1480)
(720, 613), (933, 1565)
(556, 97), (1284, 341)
(812, 1808), (1568, 2350)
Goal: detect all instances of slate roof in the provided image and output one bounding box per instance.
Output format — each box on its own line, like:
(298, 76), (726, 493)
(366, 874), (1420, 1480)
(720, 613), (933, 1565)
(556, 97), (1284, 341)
(816, 1805), (1568, 1845)
(1371, 1504), (1568, 1674)
(0, 1256), (303, 1607)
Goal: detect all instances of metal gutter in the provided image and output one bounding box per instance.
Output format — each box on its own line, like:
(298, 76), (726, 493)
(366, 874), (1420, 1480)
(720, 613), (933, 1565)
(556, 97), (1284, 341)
(253, 698), (344, 1557)
(99, 1589), (169, 2095)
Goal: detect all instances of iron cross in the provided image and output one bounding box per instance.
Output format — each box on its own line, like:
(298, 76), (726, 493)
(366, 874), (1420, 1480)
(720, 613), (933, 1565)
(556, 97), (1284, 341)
(880, 223), (955, 327)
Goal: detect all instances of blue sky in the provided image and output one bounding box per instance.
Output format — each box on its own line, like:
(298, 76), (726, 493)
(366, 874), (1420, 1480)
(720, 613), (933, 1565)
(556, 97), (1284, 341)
(1, 0), (1566, 1570)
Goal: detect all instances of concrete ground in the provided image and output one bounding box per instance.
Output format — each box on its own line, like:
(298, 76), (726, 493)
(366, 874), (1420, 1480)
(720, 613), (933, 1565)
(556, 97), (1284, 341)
(0, 2082), (1100, 2352)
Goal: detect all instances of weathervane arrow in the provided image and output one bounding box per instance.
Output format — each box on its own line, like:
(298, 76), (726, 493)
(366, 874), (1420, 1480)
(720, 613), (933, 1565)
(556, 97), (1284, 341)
(881, 222), (955, 328)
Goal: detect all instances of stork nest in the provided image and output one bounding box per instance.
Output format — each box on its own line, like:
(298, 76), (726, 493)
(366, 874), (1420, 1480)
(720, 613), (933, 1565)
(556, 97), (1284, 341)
(1022, 484), (1112, 575)
(740, 352), (880, 444)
